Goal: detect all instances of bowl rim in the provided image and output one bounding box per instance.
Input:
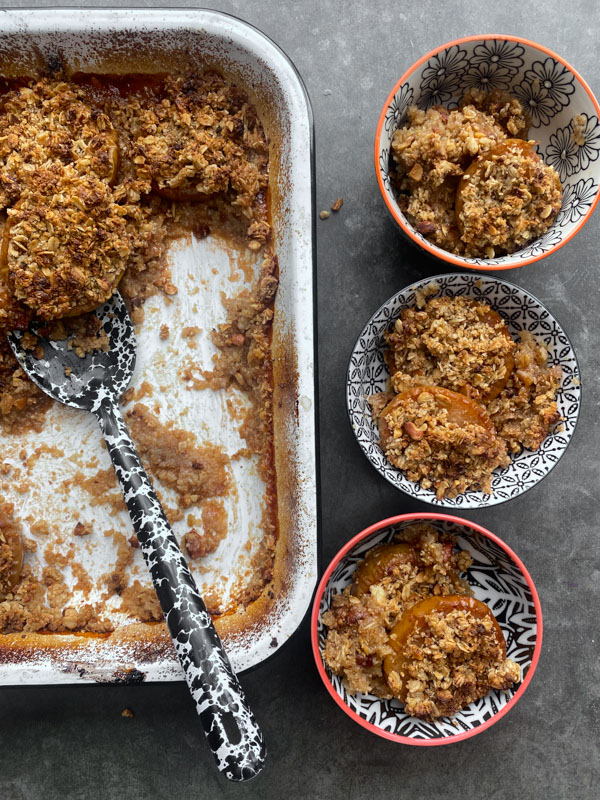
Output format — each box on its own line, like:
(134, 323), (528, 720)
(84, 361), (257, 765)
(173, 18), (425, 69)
(345, 271), (581, 509)
(311, 512), (543, 745)
(374, 33), (600, 271)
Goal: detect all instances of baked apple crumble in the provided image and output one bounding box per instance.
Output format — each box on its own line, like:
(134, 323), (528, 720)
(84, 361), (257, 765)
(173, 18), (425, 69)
(391, 89), (562, 257)
(371, 294), (561, 498)
(321, 524), (520, 720)
(0, 70), (278, 635)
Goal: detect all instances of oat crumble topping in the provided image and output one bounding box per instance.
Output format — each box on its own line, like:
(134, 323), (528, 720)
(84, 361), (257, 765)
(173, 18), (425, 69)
(321, 524), (520, 720)
(391, 90), (562, 257)
(372, 295), (561, 498)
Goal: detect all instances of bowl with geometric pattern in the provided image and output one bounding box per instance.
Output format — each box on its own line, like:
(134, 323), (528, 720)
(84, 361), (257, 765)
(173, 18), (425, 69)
(346, 272), (580, 509)
(311, 512), (543, 745)
(375, 35), (600, 269)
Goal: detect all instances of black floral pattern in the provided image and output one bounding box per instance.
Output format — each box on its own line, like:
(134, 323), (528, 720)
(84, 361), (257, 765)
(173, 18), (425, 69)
(420, 44), (468, 89)
(470, 40), (525, 75)
(524, 57), (575, 111)
(383, 82), (413, 134)
(419, 74), (457, 109)
(462, 62), (511, 92)
(520, 227), (563, 257)
(546, 123), (580, 181)
(317, 519), (540, 742)
(572, 113), (600, 171)
(556, 177), (598, 225)
(513, 78), (556, 127)
(346, 274), (580, 509)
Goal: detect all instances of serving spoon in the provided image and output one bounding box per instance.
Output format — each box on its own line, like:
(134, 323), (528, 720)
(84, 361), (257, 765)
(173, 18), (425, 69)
(8, 292), (265, 782)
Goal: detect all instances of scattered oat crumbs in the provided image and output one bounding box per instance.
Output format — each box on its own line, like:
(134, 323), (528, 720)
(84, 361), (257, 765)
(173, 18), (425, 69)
(319, 210), (330, 220)
(159, 324), (170, 340)
(121, 708), (135, 719)
(128, 535), (140, 548)
(331, 197), (343, 212)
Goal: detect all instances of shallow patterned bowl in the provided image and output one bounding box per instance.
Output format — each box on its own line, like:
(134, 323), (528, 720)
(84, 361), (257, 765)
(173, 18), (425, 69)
(375, 35), (600, 269)
(347, 273), (580, 508)
(311, 513), (543, 745)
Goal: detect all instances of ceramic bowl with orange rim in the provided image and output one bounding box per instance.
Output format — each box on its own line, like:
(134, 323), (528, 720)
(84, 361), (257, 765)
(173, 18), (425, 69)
(311, 513), (543, 745)
(375, 35), (600, 269)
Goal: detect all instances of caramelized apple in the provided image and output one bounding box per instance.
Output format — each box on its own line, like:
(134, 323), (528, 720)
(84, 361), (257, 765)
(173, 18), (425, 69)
(379, 384), (494, 449)
(352, 543), (417, 597)
(383, 595), (505, 701)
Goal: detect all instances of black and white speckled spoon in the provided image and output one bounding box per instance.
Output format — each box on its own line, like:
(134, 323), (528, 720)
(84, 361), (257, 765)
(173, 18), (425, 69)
(8, 292), (266, 782)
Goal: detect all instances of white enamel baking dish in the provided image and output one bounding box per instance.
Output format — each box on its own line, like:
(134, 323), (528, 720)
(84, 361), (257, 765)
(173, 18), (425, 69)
(0, 8), (317, 683)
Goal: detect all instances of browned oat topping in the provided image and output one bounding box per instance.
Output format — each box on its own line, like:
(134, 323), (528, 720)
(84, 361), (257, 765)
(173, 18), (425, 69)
(0, 78), (119, 209)
(376, 386), (509, 499)
(182, 501), (228, 560)
(391, 91), (561, 257)
(373, 295), (561, 498)
(456, 139), (562, 258)
(385, 600), (521, 719)
(5, 166), (141, 319)
(321, 524), (519, 719)
(385, 296), (515, 402)
(488, 330), (561, 452)
(125, 403), (230, 509)
(115, 72), (270, 247)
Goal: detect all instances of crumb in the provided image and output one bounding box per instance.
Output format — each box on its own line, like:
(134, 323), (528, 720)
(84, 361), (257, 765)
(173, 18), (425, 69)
(73, 521), (92, 537)
(331, 197), (343, 212)
(319, 210), (330, 219)
(121, 708), (135, 718)
(159, 324), (169, 340)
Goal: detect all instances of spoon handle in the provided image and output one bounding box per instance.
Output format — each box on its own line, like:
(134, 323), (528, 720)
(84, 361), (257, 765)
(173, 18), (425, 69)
(94, 396), (266, 782)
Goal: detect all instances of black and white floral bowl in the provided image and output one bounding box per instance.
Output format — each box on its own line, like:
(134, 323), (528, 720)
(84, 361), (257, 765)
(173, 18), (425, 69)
(347, 273), (580, 508)
(375, 35), (600, 270)
(311, 513), (543, 745)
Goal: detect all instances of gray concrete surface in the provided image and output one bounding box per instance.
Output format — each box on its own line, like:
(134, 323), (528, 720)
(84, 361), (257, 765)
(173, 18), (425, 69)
(1, 1), (599, 798)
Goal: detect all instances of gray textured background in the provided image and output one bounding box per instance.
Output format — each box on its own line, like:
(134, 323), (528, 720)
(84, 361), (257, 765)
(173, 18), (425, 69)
(1, 2), (599, 798)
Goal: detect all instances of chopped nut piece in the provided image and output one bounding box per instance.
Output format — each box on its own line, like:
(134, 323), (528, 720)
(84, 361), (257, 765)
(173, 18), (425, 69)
(319, 210), (331, 220)
(330, 196), (344, 211)
(73, 521), (92, 537)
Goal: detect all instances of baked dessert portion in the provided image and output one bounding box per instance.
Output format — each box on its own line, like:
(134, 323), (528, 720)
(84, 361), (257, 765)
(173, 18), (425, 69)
(371, 294), (561, 498)
(321, 524), (520, 720)
(0, 71), (272, 327)
(384, 594), (521, 718)
(4, 166), (141, 319)
(391, 90), (562, 257)
(378, 385), (510, 498)
(0, 77), (119, 209)
(385, 296), (515, 402)
(0, 70), (279, 636)
(108, 72), (271, 249)
(456, 139), (562, 257)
